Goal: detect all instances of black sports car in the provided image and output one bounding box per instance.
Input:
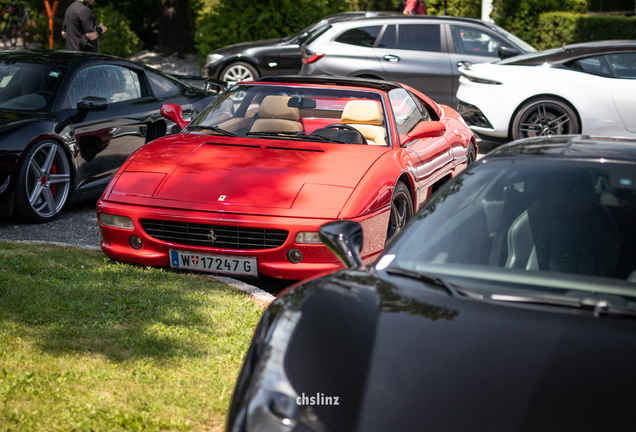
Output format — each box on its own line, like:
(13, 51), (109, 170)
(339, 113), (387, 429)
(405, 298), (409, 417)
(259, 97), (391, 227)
(227, 135), (636, 432)
(204, 12), (401, 84)
(0, 50), (222, 222)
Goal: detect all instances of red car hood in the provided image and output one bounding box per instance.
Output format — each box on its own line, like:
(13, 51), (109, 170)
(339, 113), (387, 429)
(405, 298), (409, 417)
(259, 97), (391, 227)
(107, 135), (390, 218)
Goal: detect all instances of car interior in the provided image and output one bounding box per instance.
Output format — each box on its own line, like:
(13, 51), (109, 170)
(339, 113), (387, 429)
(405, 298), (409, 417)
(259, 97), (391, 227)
(401, 163), (636, 282)
(0, 65), (62, 111)
(193, 85), (390, 145)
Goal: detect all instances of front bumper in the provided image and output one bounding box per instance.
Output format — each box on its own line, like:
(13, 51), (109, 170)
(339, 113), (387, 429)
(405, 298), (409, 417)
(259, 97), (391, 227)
(98, 200), (388, 281)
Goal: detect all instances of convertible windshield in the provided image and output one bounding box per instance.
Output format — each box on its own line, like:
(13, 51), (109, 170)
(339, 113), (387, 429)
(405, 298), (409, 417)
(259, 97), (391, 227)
(385, 158), (636, 293)
(0, 63), (65, 112)
(188, 84), (389, 145)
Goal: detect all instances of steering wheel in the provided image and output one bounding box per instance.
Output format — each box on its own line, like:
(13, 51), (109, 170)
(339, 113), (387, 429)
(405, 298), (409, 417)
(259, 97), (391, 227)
(324, 123), (367, 144)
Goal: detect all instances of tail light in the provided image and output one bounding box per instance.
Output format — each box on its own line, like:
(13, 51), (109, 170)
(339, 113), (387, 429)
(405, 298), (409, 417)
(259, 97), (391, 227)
(302, 53), (325, 64)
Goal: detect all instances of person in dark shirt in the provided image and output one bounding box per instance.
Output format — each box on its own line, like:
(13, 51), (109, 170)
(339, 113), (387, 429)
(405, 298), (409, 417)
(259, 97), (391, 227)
(61, 0), (107, 52)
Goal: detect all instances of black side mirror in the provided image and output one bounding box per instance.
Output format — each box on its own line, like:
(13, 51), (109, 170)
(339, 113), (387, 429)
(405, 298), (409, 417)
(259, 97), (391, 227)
(319, 220), (364, 269)
(297, 32), (310, 45)
(77, 96), (109, 112)
(498, 46), (521, 60)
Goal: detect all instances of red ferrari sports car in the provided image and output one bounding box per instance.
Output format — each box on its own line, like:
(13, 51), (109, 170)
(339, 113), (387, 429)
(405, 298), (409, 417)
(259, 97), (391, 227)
(97, 76), (475, 280)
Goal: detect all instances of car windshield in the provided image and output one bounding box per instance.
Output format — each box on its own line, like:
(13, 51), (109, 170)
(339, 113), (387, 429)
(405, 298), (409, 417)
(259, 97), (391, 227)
(188, 84), (389, 145)
(0, 62), (64, 112)
(382, 158), (636, 296)
(492, 26), (537, 53)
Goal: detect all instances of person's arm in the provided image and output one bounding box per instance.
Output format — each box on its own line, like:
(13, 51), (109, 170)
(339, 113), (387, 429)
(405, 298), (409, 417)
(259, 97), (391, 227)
(85, 23), (106, 41)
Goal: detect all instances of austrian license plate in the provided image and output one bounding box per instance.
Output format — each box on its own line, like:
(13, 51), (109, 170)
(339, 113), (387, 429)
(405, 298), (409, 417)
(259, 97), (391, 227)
(169, 249), (258, 276)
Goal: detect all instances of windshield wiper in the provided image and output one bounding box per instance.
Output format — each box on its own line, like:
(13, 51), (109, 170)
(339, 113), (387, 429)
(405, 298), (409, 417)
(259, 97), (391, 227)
(246, 131), (348, 144)
(490, 293), (636, 318)
(384, 267), (483, 298)
(187, 125), (236, 136)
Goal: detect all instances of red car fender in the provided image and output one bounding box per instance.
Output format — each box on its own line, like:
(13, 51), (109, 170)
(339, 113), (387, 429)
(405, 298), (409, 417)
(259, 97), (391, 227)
(338, 149), (416, 219)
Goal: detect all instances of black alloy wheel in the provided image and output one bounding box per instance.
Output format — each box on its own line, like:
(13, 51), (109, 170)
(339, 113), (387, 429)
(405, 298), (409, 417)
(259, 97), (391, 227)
(467, 142), (476, 165)
(512, 97), (580, 140)
(386, 182), (413, 246)
(14, 141), (71, 222)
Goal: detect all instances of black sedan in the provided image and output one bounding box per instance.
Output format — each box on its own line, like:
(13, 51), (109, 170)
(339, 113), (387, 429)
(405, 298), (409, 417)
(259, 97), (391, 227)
(0, 50), (221, 222)
(204, 12), (400, 84)
(227, 135), (636, 432)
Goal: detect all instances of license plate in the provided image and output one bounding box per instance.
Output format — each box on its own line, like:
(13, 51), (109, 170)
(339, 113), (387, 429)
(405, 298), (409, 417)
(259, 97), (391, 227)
(169, 249), (258, 276)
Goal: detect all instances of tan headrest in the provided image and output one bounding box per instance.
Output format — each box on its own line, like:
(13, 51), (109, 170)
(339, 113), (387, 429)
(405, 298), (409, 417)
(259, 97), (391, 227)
(341, 100), (383, 126)
(258, 96), (299, 120)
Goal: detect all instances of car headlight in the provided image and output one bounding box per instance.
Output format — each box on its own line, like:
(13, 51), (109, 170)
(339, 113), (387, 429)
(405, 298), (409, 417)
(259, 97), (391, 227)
(460, 73), (502, 85)
(295, 232), (321, 244)
(99, 213), (133, 230)
(246, 309), (325, 432)
(206, 53), (224, 66)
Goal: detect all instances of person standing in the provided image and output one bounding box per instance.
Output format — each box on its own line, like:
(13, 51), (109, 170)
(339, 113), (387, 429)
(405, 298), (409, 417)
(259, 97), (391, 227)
(61, 0), (107, 52)
(403, 0), (426, 15)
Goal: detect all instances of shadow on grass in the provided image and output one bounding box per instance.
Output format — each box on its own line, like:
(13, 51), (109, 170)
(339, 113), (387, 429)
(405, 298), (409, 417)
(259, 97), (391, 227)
(0, 241), (252, 362)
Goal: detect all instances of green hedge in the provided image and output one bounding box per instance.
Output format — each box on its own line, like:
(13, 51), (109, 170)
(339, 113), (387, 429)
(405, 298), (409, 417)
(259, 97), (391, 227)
(534, 12), (636, 50)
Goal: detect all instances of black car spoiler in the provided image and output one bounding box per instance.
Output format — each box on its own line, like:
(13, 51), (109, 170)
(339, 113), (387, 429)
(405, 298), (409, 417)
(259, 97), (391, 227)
(170, 74), (228, 93)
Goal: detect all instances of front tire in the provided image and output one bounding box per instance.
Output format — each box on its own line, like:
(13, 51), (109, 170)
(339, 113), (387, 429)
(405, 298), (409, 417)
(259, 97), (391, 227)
(220, 62), (259, 85)
(14, 141), (71, 223)
(386, 182), (413, 246)
(512, 97), (580, 140)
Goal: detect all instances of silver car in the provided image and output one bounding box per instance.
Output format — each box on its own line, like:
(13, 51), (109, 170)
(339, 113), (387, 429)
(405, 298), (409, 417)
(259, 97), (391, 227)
(300, 15), (536, 107)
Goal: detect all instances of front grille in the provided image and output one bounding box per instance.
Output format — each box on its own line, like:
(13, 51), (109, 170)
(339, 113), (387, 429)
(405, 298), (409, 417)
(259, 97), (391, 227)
(140, 219), (288, 250)
(458, 101), (494, 129)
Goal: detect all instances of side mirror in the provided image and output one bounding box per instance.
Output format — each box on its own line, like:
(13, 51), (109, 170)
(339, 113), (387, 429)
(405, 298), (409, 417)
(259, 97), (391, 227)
(297, 32), (310, 45)
(160, 103), (189, 131)
(77, 96), (109, 113)
(498, 46), (521, 60)
(402, 121), (446, 146)
(319, 220), (364, 269)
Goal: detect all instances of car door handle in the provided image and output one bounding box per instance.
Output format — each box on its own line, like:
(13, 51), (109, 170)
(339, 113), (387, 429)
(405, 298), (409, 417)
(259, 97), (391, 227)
(383, 55), (400, 63)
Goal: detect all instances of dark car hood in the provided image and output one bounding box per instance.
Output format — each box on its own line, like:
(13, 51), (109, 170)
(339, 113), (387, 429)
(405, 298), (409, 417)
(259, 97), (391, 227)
(285, 271), (636, 432)
(214, 38), (287, 54)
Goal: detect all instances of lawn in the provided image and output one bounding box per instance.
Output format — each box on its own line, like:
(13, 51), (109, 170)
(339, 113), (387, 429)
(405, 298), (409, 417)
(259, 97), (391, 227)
(0, 241), (264, 431)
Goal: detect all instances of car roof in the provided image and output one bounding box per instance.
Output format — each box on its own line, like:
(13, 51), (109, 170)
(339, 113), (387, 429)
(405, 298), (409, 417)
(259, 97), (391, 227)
(497, 40), (636, 65)
(0, 49), (130, 67)
(323, 11), (403, 23)
(328, 14), (498, 28)
(488, 135), (636, 163)
(258, 75), (401, 91)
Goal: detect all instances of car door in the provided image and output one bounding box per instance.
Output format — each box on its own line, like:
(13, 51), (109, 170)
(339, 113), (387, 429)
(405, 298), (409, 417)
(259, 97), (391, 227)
(373, 23), (454, 106)
(607, 52), (636, 133)
(58, 64), (159, 194)
(389, 88), (453, 208)
(328, 25), (386, 76)
(447, 24), (509, 107)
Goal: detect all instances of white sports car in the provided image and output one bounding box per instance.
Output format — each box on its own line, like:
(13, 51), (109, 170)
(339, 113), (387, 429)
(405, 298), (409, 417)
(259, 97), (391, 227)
(456, 40), (636, 141)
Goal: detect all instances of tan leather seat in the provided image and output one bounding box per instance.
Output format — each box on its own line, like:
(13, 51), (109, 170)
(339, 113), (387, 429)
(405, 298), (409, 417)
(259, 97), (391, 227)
(250, 96), (303, 133)
(341, 100), (387, 146)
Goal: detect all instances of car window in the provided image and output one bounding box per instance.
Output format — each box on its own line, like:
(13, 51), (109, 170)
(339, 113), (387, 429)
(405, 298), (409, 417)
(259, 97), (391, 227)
(389, 88), (428, 135)
(606, 53), (636, 79)
(397, 24), (441, 52)
(67, 65), (143, 109)
(450, 25), (506, 57)
(146, 70), (181, 98)
(565, 55), (613, 78)
(334, 25), (383, 47)
(0, 63), (64, 112)
(378, 24), (397, 49)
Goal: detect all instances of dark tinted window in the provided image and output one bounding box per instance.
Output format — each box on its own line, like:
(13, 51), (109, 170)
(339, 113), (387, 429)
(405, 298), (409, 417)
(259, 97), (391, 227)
(398, 24), (441, 52)
(67, 65), (143, 109)
(378, 25), (397, 49)
(147, 70), (181, 98)
(607, 53), (636, 79)
(565, 55), (613, 77)
(335, 26), (382, 47)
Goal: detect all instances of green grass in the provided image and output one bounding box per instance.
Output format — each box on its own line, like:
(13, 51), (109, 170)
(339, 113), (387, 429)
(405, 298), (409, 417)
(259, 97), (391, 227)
(0, 242), (264, 431)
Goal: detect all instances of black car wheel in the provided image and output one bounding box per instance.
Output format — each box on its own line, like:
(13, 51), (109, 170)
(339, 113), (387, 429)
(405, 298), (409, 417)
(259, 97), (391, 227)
(14, 141), (71, 222)
(386, 182), (413, 245)
(512, 97), (580, 140)
(467, 142), (476, 165)
(221, 62), (259, 85)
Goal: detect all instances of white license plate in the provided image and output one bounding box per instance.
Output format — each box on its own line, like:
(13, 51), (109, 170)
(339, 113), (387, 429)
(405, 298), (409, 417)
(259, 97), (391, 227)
(169, 249), (258, 276)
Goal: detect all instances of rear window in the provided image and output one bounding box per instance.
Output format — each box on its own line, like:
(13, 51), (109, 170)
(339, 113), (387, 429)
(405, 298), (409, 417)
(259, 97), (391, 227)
(335, 26), (383, 47)
(398, 24), (441, 52)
